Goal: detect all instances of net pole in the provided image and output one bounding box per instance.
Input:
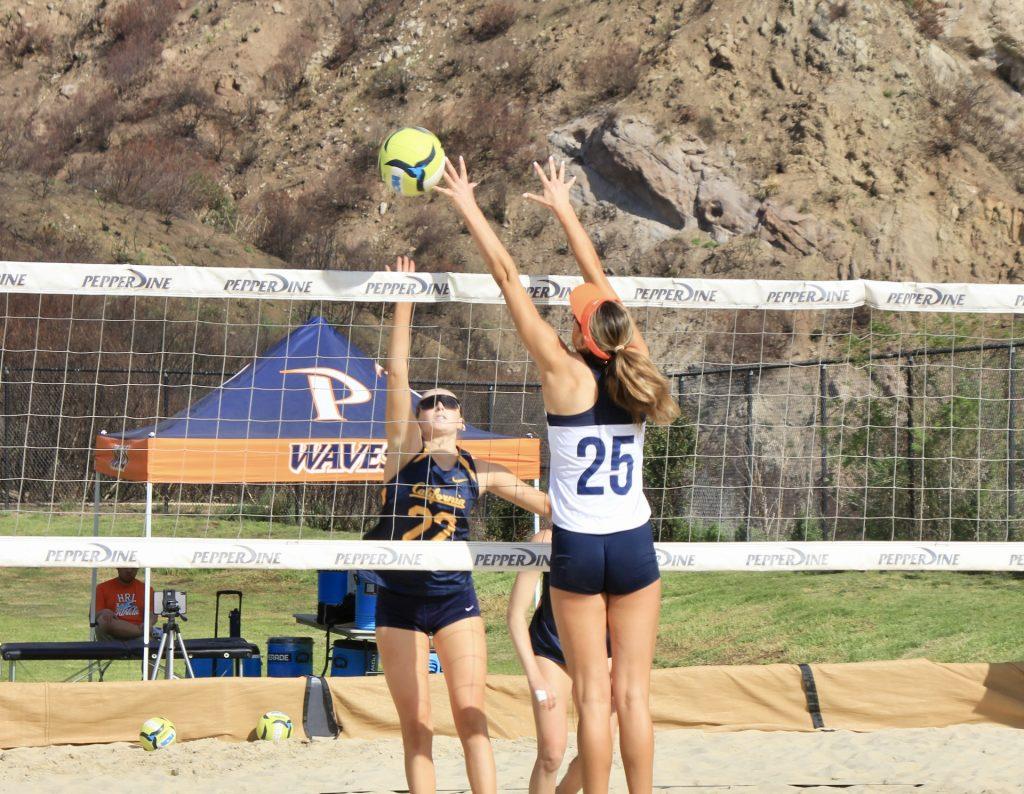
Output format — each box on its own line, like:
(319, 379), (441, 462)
(743, 369), (754, 542)
(142, 480), (153, 681)
(817, 364), (830, 527)
(1008, 345), (1017, 540)
(87, 471), (100, 682)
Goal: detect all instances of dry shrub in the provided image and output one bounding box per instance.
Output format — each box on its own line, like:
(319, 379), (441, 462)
(157, 78), (216, 137)
(0, 112), (32, 169)
(928, 75), (1024, 191)
(2, 19), (54, 66)
(105, 0), (177, 41)
(236, 97), (265, 132)
(366, 60), (408, 100)
(697, 113), (719, 142)
(334, 237), (389, 270)
(103, 0), (179, 91)
(905, 0), (943, 39)
(428, 91), (535, 171)
(828, 1), (850, 21)
(0, 218), (100, 264)
(252, 190), (320, 262)
(46, 88), (120, 156)
(234, 138), (261, 173)
(484, 41), (535, 94)
(263, 28), (316, 96)
(71, 135), (220, 216)
(582, 44), (641, 99)
(325, 26), (359, 70)
(310, 156), (378, 215)
(470, 2), (517, 42)
(409, 204), (460, 267)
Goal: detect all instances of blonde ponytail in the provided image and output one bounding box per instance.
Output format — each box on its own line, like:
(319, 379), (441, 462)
(605, 349), (680, 425)
(589, 302), (681, 425)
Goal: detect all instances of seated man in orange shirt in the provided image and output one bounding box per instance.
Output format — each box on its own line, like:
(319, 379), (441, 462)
(93, 568), (155, 641)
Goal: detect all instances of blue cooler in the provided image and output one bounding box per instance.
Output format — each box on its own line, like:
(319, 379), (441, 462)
(428, 651), (442, 674)
(354, 574), (377, 630)
(330, 639), (380, 677)
(266, 637), (313, 677)
(317, 570), (349, 605)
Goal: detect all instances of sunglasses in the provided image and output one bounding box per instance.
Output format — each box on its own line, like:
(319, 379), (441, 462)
(417, 394), (461, 412)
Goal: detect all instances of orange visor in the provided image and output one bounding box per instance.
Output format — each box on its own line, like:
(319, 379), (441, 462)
(569, 283), (619, 361)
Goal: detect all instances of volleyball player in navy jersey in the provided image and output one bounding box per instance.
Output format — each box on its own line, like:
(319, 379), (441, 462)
(438, 159), (679, 793)
(365, 255), (550, 794)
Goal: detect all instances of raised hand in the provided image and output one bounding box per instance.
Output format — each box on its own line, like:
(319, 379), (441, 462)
(522, 156), (577, 213)
(434, 155), (480, 215)
(387, 254), (416, 275)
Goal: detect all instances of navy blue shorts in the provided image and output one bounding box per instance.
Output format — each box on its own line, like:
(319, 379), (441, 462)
(550, 522), (660, 596)
(375, 585), (481, 635)
(529, 612), (565, 666)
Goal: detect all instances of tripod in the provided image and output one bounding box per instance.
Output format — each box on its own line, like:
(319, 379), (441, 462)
(148, 609), (196, 680)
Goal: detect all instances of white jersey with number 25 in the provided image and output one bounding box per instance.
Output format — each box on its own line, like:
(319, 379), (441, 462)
(546, 370), (651, 535)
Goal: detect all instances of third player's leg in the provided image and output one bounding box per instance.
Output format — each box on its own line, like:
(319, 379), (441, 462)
(529, 654), (573, 794)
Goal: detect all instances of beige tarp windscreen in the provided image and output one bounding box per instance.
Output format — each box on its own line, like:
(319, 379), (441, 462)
(2, 659), (1024, 749)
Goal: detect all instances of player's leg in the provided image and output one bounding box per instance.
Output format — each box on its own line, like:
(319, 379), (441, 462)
(528, 654), (572, 794)
(557, 659), (617, 794)
(433, 610), (495, 794)
(606, 523), (661, 793)
(551, 587), (613, 794)
(377, 625), (436, 793)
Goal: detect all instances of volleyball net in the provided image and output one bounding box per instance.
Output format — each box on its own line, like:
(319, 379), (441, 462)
(3, 260), (1024, 571)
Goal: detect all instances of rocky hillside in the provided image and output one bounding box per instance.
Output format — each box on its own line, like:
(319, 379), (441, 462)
(0, 0), (1022, 360)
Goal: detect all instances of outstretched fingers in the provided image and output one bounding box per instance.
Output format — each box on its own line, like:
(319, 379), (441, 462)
(522, 191), (552, 208)
(532, 160), (550, 186)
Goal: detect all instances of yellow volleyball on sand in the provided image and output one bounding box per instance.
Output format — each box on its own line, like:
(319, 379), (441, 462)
(378, 126), (446, 197)
(139, 716), (176, 751)
(256, 710), (294, 742)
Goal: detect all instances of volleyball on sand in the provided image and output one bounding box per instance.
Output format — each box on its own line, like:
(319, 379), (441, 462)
(138, 716), (176, 752)
(256, 710), (294, 742)
(378, 126), (446, 196)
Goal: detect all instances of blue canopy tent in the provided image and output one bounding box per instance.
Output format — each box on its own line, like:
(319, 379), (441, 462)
(89, 316), (540, 678)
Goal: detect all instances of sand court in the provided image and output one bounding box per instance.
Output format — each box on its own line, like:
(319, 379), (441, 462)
(2, 724), (1023, 793)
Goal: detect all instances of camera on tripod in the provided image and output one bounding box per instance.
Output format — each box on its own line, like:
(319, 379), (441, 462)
(153, 589), (187, 617)
(148, 590), (194, 680)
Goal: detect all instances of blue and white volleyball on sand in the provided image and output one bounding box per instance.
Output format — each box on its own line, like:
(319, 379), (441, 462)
(256, 710), (294, 742)
(378, 127), (446, 196)
(138, 716), (176, 751)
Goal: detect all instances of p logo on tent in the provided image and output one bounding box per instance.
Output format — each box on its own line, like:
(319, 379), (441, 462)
(280, 367), (372, 421)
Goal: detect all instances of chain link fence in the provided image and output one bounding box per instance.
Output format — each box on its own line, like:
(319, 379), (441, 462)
(3, 340), (1023, 542)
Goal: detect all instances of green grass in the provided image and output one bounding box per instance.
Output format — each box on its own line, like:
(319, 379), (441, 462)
(2, 566), (1022, 682)
(0, 509), (329, 539)
(2, 512), (1024, 678)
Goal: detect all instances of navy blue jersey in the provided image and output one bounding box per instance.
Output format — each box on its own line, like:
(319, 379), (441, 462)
(362, 447), (480, 596)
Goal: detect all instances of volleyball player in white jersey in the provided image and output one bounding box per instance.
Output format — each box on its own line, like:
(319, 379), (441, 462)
(438, 156), (679, 794)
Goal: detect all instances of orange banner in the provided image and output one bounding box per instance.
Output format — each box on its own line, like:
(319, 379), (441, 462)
(94, 435), (541, 483)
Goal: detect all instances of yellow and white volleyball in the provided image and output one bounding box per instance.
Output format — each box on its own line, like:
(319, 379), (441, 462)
(378, 126), (446, 197)
(256, 710), (294, 742)
(138, 716), (176, 752)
